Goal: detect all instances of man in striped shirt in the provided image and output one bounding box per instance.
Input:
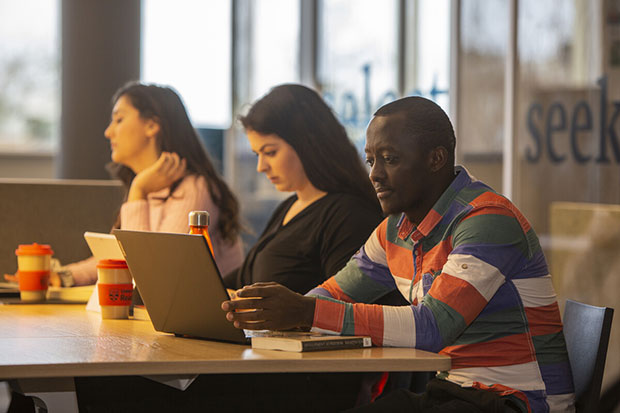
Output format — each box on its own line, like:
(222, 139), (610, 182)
(223, 97), (575, 412)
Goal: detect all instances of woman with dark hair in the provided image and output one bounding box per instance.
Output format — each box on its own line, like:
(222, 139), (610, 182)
(75, 84), (383, 413)
(65, 82), (244, 285)
(223, 83), (382, 294)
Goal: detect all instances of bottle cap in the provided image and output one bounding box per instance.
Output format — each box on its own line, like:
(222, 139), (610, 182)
(188, 210), (210, 226)
(15, 243), (54, 256)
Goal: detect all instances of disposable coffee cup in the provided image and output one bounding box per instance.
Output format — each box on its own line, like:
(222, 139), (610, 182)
(15, 243), (53, 302)
(97, 259), (133, 319)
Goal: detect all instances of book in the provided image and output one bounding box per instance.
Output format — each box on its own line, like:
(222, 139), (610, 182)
(46, 285), (94, 303)
(251, 332), (372, 352)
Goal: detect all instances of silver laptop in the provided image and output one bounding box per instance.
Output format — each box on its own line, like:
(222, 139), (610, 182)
(113, 229), (247, 344)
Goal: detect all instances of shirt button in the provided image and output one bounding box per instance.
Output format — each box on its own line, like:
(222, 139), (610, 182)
(461, 264), (468, 269)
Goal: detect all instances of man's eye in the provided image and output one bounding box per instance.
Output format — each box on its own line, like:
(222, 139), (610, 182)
(264, 151), (276, 157)
(383, 155), (397, 164)
(365, 158), (374, 167)
(115, 118), (123, 124)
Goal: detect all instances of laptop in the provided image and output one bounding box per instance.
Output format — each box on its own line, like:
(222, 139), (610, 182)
(113, 229), (247, 344)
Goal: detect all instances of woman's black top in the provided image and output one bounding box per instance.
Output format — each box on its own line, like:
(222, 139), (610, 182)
(222, 193), (383, 294)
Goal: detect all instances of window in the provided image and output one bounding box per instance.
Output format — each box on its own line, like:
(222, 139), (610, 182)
(141, 0), (232, 128)
(317, 0), (399, 147)
(0, 0), (59, 151)
(248, 0), (300, 101)
(410, 0), (451, 112)
(230, 0), (301, 247)
(457, 0), (508, 192)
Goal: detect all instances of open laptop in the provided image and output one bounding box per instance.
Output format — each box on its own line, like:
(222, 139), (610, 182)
(113, 229), (247, 344)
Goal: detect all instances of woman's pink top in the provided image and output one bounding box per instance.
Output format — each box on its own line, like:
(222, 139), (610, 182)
(69, 174), (244, 285)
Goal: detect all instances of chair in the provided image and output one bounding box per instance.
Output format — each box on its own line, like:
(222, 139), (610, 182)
(563, 299), (614, 413)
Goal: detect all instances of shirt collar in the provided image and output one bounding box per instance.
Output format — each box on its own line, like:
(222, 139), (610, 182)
(397, 165), (473, 242)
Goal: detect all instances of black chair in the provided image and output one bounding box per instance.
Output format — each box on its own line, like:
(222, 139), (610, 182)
(563, 299), (614, 413)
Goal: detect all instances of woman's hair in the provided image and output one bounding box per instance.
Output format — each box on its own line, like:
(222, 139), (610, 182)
(107, 81), (241, 243)
(239, 84), (380, 211)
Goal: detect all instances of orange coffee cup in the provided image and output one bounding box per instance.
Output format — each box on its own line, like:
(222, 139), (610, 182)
(97, 259), (133, 319)
(15, 243), (53, 302)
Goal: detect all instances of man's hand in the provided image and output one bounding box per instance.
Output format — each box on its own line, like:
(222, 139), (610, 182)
(128, 152), (187, 201)
(221, 282), (316, 331)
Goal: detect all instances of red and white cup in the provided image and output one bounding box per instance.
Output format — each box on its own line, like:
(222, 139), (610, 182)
(15, 243), (53, 302)
(97, 259), (133, 319)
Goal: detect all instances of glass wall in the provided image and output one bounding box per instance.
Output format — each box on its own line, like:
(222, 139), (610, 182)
(0, 0), (59, 152)
(457, 0), (619, 391)
(457, 0), (508, 193)
(514, 0), (613, 235)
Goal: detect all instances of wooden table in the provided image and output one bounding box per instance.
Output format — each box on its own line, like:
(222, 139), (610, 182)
(0, 304), (451, 411)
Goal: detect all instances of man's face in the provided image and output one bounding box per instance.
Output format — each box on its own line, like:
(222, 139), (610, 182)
(364, 115), (434, 220)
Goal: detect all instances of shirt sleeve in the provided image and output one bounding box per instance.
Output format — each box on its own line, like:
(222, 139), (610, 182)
(64, 255), (98, 286)
(310, 206), (529, 351)
(120, 175), (213, 233)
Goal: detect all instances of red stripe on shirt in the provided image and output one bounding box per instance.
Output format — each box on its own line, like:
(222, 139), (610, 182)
(460, 205), (515, 220)
(443, 332), (536, 368)
(353, 303), (385, 346)
(469, 192), (532, 233)
(420, 238), (453, 275)
(415, 208), (443, 240)
(320, 278), (355, 303)
(525, 302), (563, 336)
(429, 273), (488, 325)
(313, 298), (345, 333)
(385, 243), (416, 281)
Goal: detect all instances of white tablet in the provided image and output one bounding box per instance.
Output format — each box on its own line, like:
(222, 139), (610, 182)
(83, 231), (125, 260)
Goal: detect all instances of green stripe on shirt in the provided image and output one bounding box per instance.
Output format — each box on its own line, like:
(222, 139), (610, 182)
(453, 214), (528, 254)
(333, 261), (395, 304)
(424, 294), (467, 345)
(532, 332), (571, 365)
(452, 306), (528, 345)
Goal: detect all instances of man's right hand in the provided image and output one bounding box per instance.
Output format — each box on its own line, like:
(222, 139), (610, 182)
(221, 282), (316, 331)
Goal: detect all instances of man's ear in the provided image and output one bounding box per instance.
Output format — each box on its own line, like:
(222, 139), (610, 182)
(428, 146), (448, 172)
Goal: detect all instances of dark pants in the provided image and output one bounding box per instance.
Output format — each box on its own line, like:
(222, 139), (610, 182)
(76, 372), (363, 413)
(345, 378), (525, 413)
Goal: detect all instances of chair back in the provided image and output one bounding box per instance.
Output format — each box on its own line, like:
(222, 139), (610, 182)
(563, 299), (614, 413)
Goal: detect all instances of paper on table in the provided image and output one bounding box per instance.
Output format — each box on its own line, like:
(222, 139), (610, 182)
(141, 374), (198, 391)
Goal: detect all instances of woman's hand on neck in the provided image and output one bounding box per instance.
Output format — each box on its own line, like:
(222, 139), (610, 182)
(127, 152), (187, 201)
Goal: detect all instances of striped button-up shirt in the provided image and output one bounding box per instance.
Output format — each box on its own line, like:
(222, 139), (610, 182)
(308, 166), (575, 412)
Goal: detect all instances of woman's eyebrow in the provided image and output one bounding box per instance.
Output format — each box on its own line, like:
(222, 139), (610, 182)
(257, 143), (277, 152)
